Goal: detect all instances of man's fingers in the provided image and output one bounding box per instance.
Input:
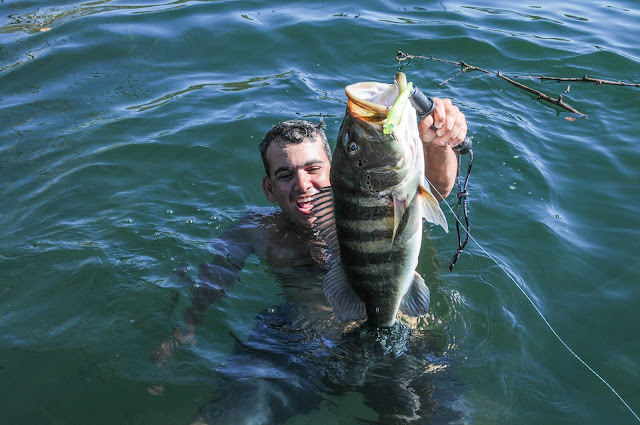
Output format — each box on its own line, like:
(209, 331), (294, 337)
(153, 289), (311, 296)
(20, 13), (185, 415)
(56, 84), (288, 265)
(430, 98), (450, 131)
(431, 98), (448, 131)
(449, 112), (468, 146)
(417, 97), (467, 148)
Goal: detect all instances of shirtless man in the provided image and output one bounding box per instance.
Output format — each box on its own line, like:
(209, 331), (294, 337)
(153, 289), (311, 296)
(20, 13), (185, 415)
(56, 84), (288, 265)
(155, 98), (468, 424)
(155, 98), (465, 349)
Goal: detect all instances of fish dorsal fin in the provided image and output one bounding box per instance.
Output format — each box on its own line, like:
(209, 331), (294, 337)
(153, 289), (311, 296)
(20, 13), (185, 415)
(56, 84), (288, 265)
(419, 177), (448, 233)
(312, 186), (340, 253)
(312, 186), (367, 322)
(392, 193), (409, 245)
(324, 257), (367, 321)
(399, 271), (431, 317)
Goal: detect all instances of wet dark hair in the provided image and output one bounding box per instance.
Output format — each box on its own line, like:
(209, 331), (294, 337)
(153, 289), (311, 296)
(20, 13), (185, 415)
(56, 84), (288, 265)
(259, 119), (331, 177)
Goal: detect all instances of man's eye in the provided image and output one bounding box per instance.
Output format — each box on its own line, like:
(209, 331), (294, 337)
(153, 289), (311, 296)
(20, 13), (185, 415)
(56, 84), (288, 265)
(308, 167), (321, 173)
(277, 173), (293, 181)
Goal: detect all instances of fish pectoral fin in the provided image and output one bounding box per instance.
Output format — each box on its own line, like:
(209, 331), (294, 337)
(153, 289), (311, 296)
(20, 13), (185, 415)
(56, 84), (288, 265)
(399, 272), (431, 317)
(392, 193), (409, 244)
(419, 179), (448, 233)
(323, 257), (367, 322)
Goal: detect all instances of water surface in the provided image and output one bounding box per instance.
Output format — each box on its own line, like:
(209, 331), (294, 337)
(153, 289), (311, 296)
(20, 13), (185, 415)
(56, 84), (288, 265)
(2, 1), (639, 424)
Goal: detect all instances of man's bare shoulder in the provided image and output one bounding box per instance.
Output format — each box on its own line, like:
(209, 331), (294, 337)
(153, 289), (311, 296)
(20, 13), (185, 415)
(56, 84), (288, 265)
(218, 208), (323, 266)
(217, 208), (300, 250)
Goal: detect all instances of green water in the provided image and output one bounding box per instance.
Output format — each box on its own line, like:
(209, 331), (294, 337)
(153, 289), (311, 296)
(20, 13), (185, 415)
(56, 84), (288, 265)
(1, 1), (639, 424)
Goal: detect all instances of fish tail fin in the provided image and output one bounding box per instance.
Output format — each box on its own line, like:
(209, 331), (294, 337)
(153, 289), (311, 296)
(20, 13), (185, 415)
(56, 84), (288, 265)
(399, 272), (431, 316)
(419, 178), (448, 233)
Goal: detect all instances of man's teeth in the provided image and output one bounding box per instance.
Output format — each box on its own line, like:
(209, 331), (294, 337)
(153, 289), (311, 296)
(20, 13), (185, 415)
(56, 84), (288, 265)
(297, 197), (314, 210)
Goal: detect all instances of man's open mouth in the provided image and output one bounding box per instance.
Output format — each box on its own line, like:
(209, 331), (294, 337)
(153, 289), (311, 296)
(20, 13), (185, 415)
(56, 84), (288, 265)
(296, 196), (314, 214)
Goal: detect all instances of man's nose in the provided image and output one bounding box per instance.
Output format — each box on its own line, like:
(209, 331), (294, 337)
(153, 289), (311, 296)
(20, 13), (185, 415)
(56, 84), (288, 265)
(294, 171), (313, 192)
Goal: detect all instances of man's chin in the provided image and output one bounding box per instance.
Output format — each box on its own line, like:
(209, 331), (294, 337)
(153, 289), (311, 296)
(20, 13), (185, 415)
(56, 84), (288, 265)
(282, 208), (316, 230)
(304, 215), (317, 228)
(295, 214), (316, 230)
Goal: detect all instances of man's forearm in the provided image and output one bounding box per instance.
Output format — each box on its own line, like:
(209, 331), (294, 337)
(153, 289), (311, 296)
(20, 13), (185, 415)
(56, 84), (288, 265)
(424, 143), (457, 201)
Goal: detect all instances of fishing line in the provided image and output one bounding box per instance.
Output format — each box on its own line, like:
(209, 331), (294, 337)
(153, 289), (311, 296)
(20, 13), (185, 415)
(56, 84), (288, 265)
(406, 79), (637, 419)
(428, 178), (640, 423)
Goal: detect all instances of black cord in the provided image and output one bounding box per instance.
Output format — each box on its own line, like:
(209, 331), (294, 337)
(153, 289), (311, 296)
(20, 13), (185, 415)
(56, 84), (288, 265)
(449, 149), (473, 271)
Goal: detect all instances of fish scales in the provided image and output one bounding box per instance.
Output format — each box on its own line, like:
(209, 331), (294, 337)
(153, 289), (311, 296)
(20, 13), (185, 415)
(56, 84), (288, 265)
(312, 73), (447, 327)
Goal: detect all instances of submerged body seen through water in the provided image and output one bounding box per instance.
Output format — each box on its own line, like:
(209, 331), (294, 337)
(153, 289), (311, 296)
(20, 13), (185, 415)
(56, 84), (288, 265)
(189, 211), (465, 425)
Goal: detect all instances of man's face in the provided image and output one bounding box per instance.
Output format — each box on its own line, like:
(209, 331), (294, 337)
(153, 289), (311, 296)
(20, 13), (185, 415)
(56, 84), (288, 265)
(262, 138), (331, 229)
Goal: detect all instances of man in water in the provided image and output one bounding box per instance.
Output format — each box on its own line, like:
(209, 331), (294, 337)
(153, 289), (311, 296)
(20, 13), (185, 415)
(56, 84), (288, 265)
(155, 98), (468, 424)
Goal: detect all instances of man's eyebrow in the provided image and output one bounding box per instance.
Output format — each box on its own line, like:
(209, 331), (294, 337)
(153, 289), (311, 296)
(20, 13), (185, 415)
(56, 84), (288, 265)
(273, 159), (324, 177)
(273, 166), (294, 177)
(302, 159), (324, 168)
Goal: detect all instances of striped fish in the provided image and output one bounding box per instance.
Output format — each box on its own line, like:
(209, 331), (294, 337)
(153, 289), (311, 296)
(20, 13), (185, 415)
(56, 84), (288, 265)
(313, 72), (447, 328)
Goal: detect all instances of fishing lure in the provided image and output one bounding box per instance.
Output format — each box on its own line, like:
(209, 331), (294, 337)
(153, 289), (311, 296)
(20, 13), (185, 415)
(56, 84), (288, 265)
(383, 81), (414, 135)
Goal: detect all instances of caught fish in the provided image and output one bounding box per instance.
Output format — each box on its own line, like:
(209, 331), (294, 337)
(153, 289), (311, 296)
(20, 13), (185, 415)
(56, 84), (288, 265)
(313, 72), (448, 328)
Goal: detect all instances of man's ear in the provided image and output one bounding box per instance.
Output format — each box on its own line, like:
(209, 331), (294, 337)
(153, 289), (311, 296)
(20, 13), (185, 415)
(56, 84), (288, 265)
(262, 176), (277, 203)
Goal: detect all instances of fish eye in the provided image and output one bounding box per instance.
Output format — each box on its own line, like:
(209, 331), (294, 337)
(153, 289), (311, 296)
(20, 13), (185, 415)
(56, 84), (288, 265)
(347, 141), (359, 155)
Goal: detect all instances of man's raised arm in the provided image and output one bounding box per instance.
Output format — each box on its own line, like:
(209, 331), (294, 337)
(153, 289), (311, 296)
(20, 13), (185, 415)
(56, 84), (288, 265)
(418, 97), (467, 201)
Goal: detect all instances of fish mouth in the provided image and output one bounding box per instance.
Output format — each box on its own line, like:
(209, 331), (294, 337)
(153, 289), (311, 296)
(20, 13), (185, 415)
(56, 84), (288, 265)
(367, 159), (407, 174)
(345, 73), (408, 123)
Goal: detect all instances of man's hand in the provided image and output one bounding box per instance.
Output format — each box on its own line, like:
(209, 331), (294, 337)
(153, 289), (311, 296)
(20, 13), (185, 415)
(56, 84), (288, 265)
(151, 326), (195, 366)
(419, 97), (467, 200)
(418, 97), (467, 149)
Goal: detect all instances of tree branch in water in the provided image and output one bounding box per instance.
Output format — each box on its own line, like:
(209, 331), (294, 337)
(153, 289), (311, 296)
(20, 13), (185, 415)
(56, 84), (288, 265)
(512, 74), (640, 87)
(396, 51), (638, 117)
(496, 71), (584, 115)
